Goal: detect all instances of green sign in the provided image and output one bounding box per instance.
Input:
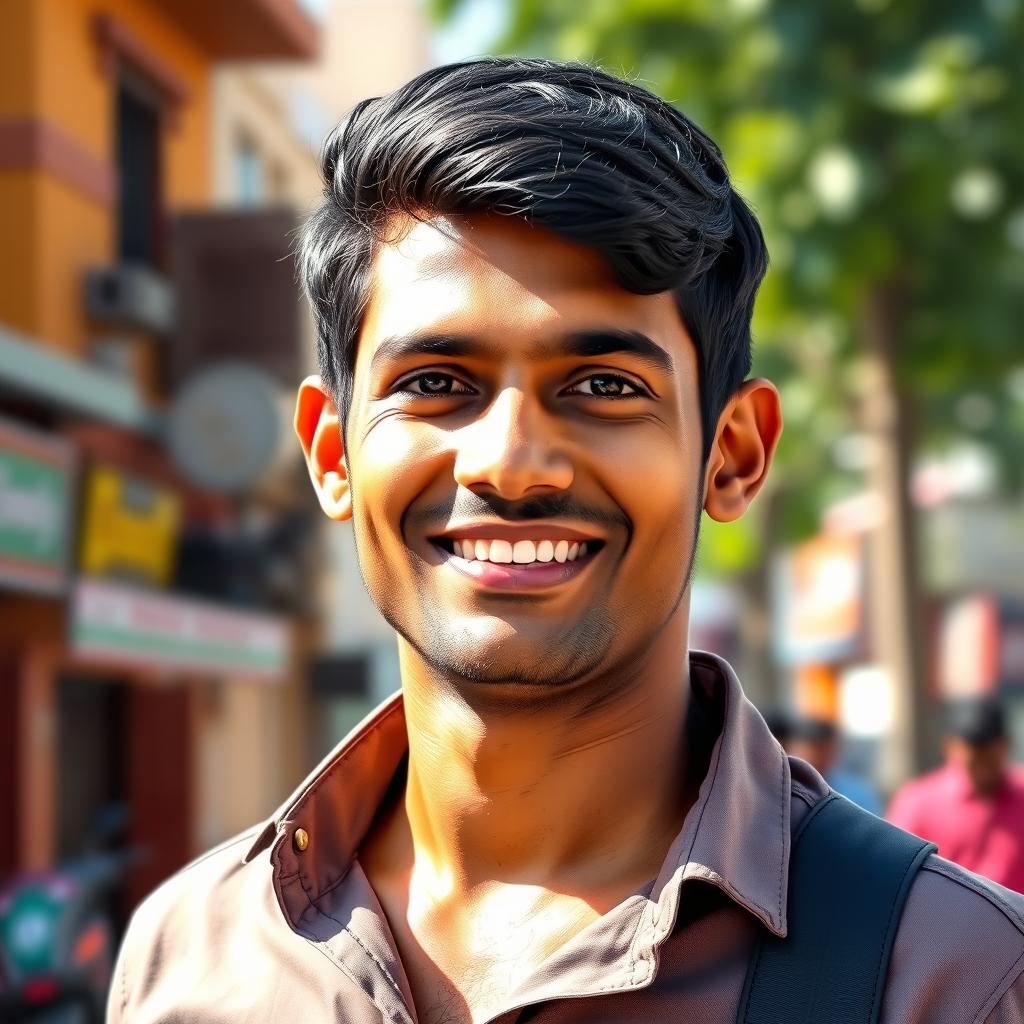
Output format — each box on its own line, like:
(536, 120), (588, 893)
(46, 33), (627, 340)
(0, 416), (73, 593)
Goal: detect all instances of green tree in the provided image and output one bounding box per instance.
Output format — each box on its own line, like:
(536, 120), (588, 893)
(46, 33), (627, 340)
(431, 0), (1024, 769)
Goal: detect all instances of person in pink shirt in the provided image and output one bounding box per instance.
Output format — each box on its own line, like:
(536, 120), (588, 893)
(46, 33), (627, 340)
(888, 697), (1024, 891)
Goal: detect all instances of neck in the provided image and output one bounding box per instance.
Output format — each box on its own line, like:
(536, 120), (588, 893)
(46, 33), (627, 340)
(393, 609), (702, 901)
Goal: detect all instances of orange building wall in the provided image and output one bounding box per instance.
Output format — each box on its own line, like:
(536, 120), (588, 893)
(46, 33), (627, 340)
(0, 1), (36, 116)
(35, 176), (114, 354)
(0, 174), (40, 336)
(0, 0), (211, 355)
(34, 0), (211, 206)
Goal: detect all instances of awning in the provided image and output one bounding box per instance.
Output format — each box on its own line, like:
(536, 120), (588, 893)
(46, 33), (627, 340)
(0, 323), (156, 432)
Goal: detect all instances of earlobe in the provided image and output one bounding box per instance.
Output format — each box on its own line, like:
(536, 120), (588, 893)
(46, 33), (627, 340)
(294, 376), (352, 522)
(703, 378), (782, 523)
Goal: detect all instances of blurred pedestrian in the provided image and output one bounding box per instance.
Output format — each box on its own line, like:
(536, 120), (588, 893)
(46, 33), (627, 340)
(764, 709), (883, 816)
(888, 696), (1024, 891)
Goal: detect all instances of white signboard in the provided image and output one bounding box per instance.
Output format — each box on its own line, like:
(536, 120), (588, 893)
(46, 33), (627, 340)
(71, 578), (290, 681)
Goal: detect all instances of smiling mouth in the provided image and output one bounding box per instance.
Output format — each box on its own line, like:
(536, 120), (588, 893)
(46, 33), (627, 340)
(429, 536), (604, 589)
(432, 537), (603, 565)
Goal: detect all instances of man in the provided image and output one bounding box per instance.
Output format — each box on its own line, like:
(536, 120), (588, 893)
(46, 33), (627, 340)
(108, 59), (1024, 1023)
(889, 696), (1024, 891)
(779, 713), (884, 816)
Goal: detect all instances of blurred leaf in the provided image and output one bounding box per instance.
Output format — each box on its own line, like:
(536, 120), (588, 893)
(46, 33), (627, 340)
(696, 515), (761, 577)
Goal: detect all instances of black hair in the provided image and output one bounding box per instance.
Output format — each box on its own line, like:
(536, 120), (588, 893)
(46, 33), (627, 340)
(945, 697), (1006, 746)
(299, 57), (768, 461)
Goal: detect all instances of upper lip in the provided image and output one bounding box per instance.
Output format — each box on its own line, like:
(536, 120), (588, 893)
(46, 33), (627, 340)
(430, 522), (604, 544)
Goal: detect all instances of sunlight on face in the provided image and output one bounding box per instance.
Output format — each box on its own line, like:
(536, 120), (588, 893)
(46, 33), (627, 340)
(345, 214), (705, 693)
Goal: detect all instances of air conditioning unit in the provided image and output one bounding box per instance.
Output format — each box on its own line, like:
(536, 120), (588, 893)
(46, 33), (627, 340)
(84, 264), (176, 336)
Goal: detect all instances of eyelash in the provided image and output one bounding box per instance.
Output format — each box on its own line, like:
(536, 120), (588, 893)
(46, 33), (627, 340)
(394, 371), (650, 400)
(395, 372), (475, 398)
(564, 375), (647, 399)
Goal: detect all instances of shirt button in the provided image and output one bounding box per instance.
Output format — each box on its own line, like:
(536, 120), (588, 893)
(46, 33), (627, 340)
(293, 827), (309, 852)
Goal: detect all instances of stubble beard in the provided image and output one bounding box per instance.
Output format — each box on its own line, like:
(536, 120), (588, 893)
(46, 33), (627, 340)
(376, 579), (620, 690)
(349, 479), (704, 693)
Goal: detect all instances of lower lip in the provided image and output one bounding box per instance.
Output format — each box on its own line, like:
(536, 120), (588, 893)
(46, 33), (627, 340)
(432, 543), (597, 590)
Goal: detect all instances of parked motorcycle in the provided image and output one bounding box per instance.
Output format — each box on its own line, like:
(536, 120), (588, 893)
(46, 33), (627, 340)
(0, 805), (144, 1024)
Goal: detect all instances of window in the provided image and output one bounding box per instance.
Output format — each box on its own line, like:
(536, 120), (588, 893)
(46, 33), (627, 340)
(116, 78), (162, 266)
(235, 135), (265, 206)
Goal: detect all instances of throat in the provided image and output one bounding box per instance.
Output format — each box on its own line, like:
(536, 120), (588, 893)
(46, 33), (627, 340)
(394, 683), (696, 895)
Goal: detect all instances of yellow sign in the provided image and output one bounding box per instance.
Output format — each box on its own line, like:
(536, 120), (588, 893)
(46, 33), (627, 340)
(79, 464), (181, 586)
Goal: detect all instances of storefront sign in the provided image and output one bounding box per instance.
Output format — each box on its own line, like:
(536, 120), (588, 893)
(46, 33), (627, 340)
(79, 464), (181, 586)
(937, 595), (998, 698)
(0, 416), (73, 593)
(775, 532), (866, 664)
(937, 596), (1024, 698)
(70, 578), (290, 680)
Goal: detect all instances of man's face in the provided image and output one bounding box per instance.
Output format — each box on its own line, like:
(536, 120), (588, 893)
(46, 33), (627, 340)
(787, 736), (839, 777)
(318, 214), (729, 690)
(947, 736), (1009, 797)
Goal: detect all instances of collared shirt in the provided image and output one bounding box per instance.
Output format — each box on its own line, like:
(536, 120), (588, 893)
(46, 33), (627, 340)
(888, 761), (1024, 893)
(109, 652), (1024, 1023)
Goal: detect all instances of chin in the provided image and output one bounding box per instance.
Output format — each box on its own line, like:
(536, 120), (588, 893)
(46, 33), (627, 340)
(431, 640), (577, 687)
(412, 618), (614, 690)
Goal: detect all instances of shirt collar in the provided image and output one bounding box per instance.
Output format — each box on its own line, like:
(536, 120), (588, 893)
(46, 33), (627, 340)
(243, 650), (791, 939)
(653, 651), (790, 938)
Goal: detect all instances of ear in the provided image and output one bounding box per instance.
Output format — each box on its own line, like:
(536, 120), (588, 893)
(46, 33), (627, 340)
(294, 376), (352, 521)
(703, 378), (783, 522)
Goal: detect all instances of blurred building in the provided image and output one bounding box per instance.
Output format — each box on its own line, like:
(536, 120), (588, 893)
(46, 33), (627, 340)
(769, 467), (1024, 794)
(0, 0), (319, 908)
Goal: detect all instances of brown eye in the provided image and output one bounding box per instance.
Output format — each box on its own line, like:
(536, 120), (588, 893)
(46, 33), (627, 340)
(567, 374), (645, 398)
(399, 372), (472, 396)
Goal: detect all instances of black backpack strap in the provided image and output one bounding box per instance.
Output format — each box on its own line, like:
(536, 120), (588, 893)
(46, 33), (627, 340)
(738, 793), (937, 1024)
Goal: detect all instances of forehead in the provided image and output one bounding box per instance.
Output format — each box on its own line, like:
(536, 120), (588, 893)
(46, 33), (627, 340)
(358, 213), (689, 355)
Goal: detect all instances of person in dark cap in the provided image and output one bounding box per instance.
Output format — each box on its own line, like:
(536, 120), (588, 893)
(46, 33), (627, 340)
(764, 709), (883, 816)
(888, 696), (1024, 890)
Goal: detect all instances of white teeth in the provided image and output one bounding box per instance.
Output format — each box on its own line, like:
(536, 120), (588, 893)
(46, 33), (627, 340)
(512, 540), (536, 563)
(489, 539), (513, 563)
(448, 538), (594, 564)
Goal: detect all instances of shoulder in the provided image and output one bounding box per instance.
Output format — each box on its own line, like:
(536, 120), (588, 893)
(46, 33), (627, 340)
(884, 853), (1024, 1023)
(109, 825), (272, 1020)
(127, 825), (264, 940)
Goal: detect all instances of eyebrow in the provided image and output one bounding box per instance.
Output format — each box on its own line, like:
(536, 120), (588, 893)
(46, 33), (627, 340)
(544, 330), (676, 375)
(369, 329), (676, 376)
(370, 333), (478, 375)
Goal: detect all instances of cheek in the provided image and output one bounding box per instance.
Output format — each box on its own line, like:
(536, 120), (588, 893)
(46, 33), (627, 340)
(352, 414), (449, 544)
(597, 423), (701, 550)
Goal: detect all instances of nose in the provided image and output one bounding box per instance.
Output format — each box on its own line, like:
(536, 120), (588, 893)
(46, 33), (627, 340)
(453, 387), (574, 500)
